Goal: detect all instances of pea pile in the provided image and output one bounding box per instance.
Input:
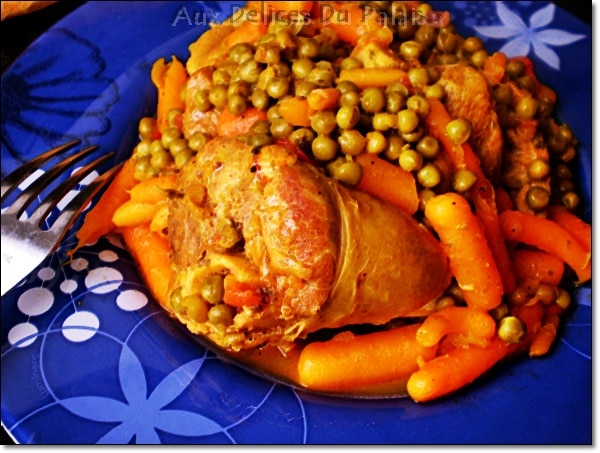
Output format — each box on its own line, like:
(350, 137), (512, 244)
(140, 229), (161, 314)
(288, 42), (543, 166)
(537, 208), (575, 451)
(129, 1), (585, 345)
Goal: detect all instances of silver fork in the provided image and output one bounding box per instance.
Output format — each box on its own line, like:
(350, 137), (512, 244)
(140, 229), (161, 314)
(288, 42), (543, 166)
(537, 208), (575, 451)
(1, 140), (122, 296)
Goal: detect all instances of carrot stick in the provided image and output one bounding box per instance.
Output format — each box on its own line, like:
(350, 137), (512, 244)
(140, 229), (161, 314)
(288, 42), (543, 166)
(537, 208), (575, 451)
(337, 68), (410, 89)
(511, 249), (564, 287)
(217, 107), (268, 138)
(112, 201), (161, 227)
(306, 88), (341, 111)
(425, 193), (503, 310)
(151, 56), (188, 132)
(407, 338), (508, 403)
(499, 210), (591, 283)
(355, 153), (419, 215)
(547, 206), (591, 252)
(129, 174), (177, 204)
(416, 306), (497, 348)
(120, 224), (171, 306)
(278, 96), (311, 127)
(495, 187), (514, 213)
(425, 98), (516, 293)
(72, 158), (137, 253)
(298, 324), (436, 392)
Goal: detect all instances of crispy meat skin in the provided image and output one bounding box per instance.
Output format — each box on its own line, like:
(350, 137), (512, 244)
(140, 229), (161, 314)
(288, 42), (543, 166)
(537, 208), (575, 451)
(168, 138), (450, 350)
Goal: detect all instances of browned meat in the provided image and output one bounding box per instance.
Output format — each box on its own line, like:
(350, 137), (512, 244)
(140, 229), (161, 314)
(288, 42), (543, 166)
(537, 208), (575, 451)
(167, 138), (451, 351)
(182, 66), (219, 138)
(438, 65), (504, 182)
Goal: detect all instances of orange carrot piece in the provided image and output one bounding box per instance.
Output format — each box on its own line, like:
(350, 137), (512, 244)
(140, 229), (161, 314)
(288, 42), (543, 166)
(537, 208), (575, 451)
(298, 324), (436, 392)
(482, 51), (506, 85)
(337, 68), (411, 89)
(547, 206), (591, 252)
(217, 107), (268, 138)
(121, 224), (171, 306)
(511, 249), (564, 287)
(223, 276), (263, 308)
(129, 174), (177, 204)
(223, 20), (268, 50)
(278, 96), (311, 126)
(315, 2), (381, 46)
(416, 306), (497, 348)
(495, 187), (513, 213)
(306, 88), (341, 111)
(513, 303), (544, 341)
(425, 193), (503, 310)
(356, 153), (419, 216)
(151, 56), (188, 132)
(499, 210), (591, 283)
(73, 158), (137, 253)
(407, 338), (508, 403)
(529, 316), (559, 357)
(425, 98), (516, 293)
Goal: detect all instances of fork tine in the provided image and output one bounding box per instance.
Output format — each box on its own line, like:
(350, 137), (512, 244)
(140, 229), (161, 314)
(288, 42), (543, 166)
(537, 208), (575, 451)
(50, 161), (124, 237)
(28, 151), (116, 225)
(3, 144), (99, 217)
(1, 140), (80, 201)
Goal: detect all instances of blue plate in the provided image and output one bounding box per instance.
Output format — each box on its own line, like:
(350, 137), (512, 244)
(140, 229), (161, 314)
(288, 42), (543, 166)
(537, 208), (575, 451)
(1, 1), (591, 444)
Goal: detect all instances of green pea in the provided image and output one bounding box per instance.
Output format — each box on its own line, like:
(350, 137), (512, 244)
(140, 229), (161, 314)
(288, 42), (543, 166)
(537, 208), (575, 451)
(340, 56), (363, 70)
(292, 58), (315, 79)
(209, 84), (229, 108)
(295, 80), (317, 98)
(528, 158), (550, 180)
(436, 31), (459, 53)
(135, 139), (151, 158)
(150, 149), (172, 170)
(200, 275), (225, 305)
(267, 105), (282, 122)
(336, 80), (360, 94)
(399, 148), (423, 172)
(561, 192), (580, 210)
(212, 68), (231, 85)
(408, 67), (429, 87)
(336, 105), (360, 129)
(526, 186), (550, 211)
(251, 88), (270, 110)
(134, 156), (152, 181)
(239, 60), (262, 84)
(505, 60), (525, 79)
(183, 295), (209, 323)
(208, 304), (235, 326)
(169, 138), (189, 156)
(417, 163), (441, 188)
(414, 24), (437, 47)
(267, 77), (290, 99)
(416, 136), (439, 159)
(151, 138), (167, 155)
(340, 90), (361, 107)
(492, 84), (513, 105)
(228, 80), (251, 98)
(270, 118), (294, 138)
(334, 161), (363, 186)
(372, 113), (397, 131)
(297, 37), (320, 59)
(452, 169), (477, 193)
(555, 289), (571, 310)
(290, 128), (316, 149)
(463, 36), (483, 53)
(361, 87), (386, 113)
(311, 110), (337, 135)
(401, 127), (423, 143)
(470, 49), (488, 68)
(138, 117), (157, 139)
(228, 93), (247, 116)
(400, 40), (423, 60)
(397, 109), (419, 134)
(516, 96), (539, 119)
(229, 42), (254, 64)
(338, 130), (366, 156)
(425, 84), (445, 100)
(174, 149), (193, 169)
(384, 134), (405, 160)
(312, 135), (339, 161)
(446, 118), (471, 144)
(161, 127), (180, 149)
(386, 91), (405, 113)
(366, 131), (387, 154)
(188, 132), (209, 151)
(193, 89), (212, 111)
(498, 316), (526, 343)
(407, 95), (429, 118)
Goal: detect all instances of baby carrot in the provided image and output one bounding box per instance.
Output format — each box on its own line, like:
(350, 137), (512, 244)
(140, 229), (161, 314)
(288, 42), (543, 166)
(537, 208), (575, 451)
(129, 174), (176, 204)
(511, 249), (564, 287)
(416, 306), (497, 348)
(425, 193), (503, 310)
(547, 206), (591, 252)
(151, 56), (188, 132)
(298, 324), (436, 392)
(499, 210), (591, 283)
(72, 158), (136, 253)
(336, 68), (410, 89)
(355, 153), (419, 215)
(407, 338), (508, 403)
(306, 88), (341, 111)
(529, 315), (559, 357)
(121, 224), (171, 307)
(278, 96), (311, 126)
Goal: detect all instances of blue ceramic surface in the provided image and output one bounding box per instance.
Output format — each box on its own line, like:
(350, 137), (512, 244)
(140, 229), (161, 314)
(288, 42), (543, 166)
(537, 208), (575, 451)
(1, 1), (591, 444)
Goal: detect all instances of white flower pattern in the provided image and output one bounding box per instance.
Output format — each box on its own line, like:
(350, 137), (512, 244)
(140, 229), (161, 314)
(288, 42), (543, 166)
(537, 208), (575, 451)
(473, 2), (585, 69)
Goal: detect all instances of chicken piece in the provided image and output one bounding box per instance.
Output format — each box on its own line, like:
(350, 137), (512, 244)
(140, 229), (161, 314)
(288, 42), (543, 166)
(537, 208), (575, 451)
(167, 138), (450, 351)
(438, 65), (504, 182)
